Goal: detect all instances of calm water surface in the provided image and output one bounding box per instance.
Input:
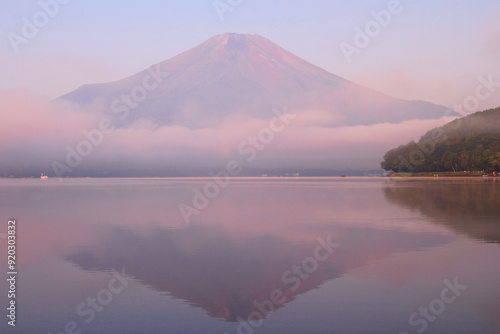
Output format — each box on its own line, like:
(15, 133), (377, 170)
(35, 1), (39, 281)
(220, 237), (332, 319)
(0, 177), (499, 334)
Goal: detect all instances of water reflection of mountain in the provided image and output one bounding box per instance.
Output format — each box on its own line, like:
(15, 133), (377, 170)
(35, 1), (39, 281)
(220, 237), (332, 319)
(66, 223), (451, 322)
(383, 179), (500, 244)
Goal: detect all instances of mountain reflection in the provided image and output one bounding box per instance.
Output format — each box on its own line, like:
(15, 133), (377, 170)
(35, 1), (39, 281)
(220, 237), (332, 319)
(383, 179), (500, 244)
(66, 222), (451, 322)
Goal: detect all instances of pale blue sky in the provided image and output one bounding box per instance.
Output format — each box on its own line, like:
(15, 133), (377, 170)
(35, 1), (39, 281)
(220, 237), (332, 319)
(1, 0), (499, 109)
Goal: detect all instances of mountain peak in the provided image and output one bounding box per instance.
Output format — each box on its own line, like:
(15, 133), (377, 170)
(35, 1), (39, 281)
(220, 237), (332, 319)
(213, 33), (264, 44)
(198, 33), (284, 61)
(209, 33), (259, 52)
(221, 33), (255, 50)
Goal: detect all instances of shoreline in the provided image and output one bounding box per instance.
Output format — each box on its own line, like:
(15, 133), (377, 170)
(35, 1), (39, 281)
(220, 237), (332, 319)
(389, 172), (498, 178)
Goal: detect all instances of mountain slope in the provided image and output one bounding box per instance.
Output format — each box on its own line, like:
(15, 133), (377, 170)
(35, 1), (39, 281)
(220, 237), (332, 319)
(59, 33), (457, 129)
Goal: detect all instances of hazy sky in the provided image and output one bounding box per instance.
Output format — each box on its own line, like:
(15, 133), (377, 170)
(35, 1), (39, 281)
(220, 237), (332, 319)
(1, 0), (499, 110)
(1, 1), (500, 175)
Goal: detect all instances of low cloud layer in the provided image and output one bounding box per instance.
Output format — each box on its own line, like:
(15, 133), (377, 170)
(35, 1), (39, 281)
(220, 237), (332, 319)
(0, 91), (457, 177)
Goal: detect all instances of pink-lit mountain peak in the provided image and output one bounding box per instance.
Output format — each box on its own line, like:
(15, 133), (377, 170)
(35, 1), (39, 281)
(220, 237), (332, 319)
(60, 33), (457, 129)
(160, 33), (337, 90)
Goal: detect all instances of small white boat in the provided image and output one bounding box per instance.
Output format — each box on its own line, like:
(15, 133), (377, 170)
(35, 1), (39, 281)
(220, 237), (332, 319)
(40, 173), (48, 179)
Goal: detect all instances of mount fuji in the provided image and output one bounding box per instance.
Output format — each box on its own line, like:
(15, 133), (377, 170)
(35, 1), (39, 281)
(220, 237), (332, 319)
(60, 33), (457, 129)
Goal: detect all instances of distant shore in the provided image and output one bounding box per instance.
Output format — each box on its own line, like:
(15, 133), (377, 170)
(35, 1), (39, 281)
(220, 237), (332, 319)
(389, 172), (498, 177)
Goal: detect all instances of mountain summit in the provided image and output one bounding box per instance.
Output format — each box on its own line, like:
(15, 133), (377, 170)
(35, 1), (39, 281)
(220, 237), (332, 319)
(60, 33), (457, 128)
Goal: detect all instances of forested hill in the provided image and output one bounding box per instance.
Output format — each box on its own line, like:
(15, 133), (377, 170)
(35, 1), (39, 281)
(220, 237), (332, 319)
(381, 107), (500, 173)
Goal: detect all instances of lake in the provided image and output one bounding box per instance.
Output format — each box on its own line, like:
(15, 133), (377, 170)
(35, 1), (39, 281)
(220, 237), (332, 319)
(0, 177), (499, 334)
